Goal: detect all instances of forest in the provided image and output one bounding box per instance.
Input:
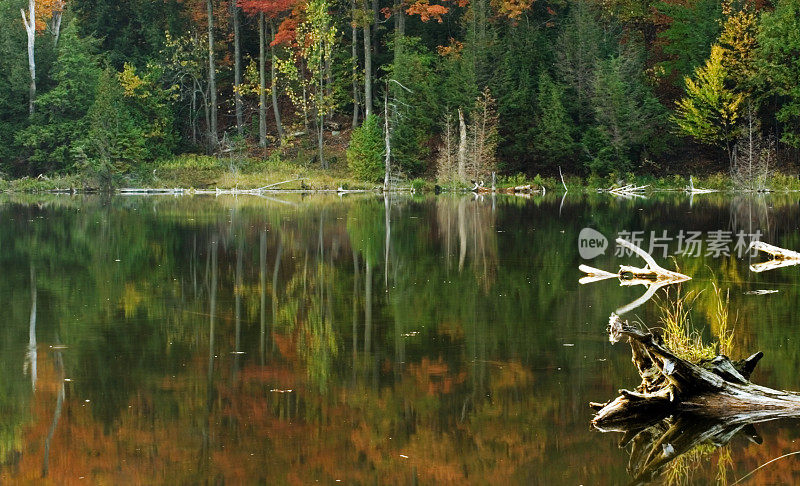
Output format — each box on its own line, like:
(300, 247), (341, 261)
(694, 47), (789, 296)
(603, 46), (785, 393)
(1, 0), (800, 185)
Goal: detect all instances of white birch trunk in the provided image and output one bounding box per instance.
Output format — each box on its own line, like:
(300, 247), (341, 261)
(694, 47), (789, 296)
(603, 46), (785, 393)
(21, 0), (36, 115)
(458, 109), (467, 182)
(259, 13), (267, 148)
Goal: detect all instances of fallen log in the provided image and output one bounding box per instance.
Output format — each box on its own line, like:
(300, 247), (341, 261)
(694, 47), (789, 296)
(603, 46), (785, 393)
(579, 238), (690, 314)
(748, 241), (800, 273)
(591, 315), (800, 428)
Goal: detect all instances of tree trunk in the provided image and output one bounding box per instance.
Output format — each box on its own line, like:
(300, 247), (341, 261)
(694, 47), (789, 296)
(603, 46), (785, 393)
(363, 8), (373, 118)
(21, 0), (36, 116)
(394, 0), (405, 63)
(52, 10), (62, 47)
(458, 109), (467, 182)
(351, 0), (360, 128)
(591, 315), (800, 428)
(232, 1), (243, 137)
(259, 13), (268, 148)
(206, 0), (219, 148)
(317, 70), (325, 168)
(269, 22), (285, 142)
(371, 0), (380, 61)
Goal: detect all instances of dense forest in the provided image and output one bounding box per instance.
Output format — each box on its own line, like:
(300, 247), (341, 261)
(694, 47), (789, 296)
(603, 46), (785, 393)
(1, 0), (799, 183)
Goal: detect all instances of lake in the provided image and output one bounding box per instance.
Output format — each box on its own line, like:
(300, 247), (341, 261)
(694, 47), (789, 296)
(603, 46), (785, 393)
(2, 192), (800, 484)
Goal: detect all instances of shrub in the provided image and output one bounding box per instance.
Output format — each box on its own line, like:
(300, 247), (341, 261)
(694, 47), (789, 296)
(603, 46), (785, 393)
(347, 115), (384, 182)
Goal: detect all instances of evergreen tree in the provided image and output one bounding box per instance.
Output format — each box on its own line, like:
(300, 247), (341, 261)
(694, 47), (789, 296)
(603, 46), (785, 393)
(347, 114), (384, 181)
(756, 0), (800, 146)
(534, 72), (575, 168)
(14, 22), (101, 173)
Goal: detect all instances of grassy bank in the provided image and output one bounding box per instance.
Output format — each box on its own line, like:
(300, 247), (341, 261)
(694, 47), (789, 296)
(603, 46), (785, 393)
(3, 152), (800, 194)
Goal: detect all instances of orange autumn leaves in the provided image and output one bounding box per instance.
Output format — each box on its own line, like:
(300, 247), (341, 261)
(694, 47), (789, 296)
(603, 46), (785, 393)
(29, 0), (65, 31)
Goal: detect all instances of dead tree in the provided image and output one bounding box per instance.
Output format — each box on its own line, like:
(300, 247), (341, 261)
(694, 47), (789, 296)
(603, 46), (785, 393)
(579, 238), (690, 315)
(591, 314), (800, 428)
(749, 241), (800, 273)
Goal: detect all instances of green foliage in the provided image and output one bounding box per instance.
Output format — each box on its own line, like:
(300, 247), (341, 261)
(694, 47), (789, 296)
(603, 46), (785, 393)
(534, 72), (575, 166)
(493, 21), (549, 172)
(674, 45), (744, 152)
(14, 23), (102, 174)
(756, 0), (800, 146)
(347, 115), (384, 182)
(655, 0), (724, 82)
(387, 37), (441, 176)
(80, 68), (148, 185)
(588, 50), (666, 173)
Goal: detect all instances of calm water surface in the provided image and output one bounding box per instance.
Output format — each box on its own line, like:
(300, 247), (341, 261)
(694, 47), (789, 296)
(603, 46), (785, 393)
(2, 193), (800, 484)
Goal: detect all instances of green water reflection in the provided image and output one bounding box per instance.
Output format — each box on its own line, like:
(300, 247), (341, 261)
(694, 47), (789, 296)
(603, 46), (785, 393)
(1, 193), (800, 484)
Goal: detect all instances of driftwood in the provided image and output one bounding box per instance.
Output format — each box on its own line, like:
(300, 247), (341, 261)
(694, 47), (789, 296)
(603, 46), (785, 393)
(598, 411), (768, 485)
(602, 184), (648, 199)
(474, 183), (543, 195)
(685, 176), (716, 194)
(579, 238), (690, 314)
(591, 315), (800, 429)
(748, 241), (800, 273)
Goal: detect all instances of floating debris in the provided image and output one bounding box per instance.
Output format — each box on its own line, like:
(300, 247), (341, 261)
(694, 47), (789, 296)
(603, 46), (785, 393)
(744, 289), (780, 295)
(749, 241), (800, 273)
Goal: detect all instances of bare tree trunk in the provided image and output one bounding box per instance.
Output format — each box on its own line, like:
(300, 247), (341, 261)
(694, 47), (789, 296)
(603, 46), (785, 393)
(191, 87), (198, 143)
(394, 0), (405, 62)
(351, 0), (360, 128)
(206, 0), (219, 148)
(371, 0), (380, 62)
(51, 9), (63, 47)
(232, 1), (244, 137)
(21, 0), (36, 116)
(258, 14), (267, 148)
(458, 109), (467, 182)
(269, 22), (285, 142)
(317, 72), (325, 168)
(363, 9), (373, 118)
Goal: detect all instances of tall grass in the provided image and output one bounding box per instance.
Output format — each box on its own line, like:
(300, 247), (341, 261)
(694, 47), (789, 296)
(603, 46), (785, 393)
(657, 285), (735, 362)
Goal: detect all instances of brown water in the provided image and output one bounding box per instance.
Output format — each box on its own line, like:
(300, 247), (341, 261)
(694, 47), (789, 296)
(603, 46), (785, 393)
(1, 193), (800, 484)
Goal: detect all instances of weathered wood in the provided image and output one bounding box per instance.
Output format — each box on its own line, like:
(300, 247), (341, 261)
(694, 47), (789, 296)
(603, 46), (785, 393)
(579, 238), (690, 314)
(748, 241), (800, 273)
(592, 315), (800, 429)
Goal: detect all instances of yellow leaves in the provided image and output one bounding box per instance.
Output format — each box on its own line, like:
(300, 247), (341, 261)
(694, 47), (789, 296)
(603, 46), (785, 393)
(490, 0), (535, 19)
(118, 63), (148, 99)
(718, 7), (758, 87)
(674, 45), (745, 145)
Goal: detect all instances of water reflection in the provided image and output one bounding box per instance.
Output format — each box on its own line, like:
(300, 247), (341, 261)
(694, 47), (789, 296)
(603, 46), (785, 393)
(597, 412), (800, 486)
(1, 193), (800, 483)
